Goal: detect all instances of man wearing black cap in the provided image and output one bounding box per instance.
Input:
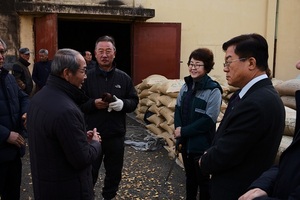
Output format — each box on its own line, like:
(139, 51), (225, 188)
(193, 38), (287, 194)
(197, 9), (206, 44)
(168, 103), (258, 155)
(12, 47), (33, 95)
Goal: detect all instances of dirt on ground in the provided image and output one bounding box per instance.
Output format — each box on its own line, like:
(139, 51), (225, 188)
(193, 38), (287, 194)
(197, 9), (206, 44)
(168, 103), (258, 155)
(20, 115), (186, 200)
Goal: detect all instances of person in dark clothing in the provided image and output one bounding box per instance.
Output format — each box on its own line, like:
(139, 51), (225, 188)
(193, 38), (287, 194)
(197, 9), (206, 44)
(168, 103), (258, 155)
(239, 90), (300, 200)
(0, 38), (29, 200)
(27, 48), (101, 200)
(12, 47), (33, 96)
(174, 48), (223, 200)
(199, 33), (285, 200)
(82, 50), (97, 71)
(32, 48), (52, 93)
(81, 35), (139, 200)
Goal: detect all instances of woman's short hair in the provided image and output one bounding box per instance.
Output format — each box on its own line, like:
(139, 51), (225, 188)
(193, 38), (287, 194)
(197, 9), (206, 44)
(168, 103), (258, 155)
(187, 48), (215, 73)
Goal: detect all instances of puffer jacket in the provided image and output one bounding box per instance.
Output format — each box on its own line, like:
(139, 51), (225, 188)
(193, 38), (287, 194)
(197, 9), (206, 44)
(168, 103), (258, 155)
(174, 74), (223, 153)
(0, 67), (29, 163)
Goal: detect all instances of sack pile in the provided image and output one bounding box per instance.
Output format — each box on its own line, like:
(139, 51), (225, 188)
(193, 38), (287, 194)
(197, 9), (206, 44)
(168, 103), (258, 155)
(134, 75), (184, 167)
(273, 78), (300, 162)
(134, 75), (299, 166)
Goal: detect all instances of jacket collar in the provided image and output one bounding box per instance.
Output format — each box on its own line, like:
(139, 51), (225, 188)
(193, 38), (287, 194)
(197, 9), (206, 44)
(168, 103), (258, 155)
(184, 74), (223, 93)
(47, 74), (89, 105)
(18, 57), (30, 67)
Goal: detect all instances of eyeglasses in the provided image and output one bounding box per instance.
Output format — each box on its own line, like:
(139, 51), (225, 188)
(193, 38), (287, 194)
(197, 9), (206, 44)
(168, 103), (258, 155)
(78, 68), (87, 74)
(97, 48), (114, 55)
(0, 50), (7, 56)
(187, 63), (204, 69)
(223, 58), (247, 68)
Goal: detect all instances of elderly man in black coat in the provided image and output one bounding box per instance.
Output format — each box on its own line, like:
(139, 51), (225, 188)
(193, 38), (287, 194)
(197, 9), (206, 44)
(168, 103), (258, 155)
(27, 48), (101, 200)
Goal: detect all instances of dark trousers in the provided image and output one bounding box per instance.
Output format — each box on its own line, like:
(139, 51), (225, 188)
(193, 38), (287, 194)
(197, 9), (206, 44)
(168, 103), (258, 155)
(182, 152), (210, 200)
(0, 157), (22, 200)
(92, 136), (125, 200)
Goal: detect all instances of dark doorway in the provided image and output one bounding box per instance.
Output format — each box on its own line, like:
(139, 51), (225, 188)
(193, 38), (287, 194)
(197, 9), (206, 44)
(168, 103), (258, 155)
(57, 20), (132, 76)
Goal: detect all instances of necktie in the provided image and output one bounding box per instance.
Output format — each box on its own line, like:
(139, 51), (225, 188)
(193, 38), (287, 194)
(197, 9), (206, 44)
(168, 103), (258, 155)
(223, 92), (241, 119)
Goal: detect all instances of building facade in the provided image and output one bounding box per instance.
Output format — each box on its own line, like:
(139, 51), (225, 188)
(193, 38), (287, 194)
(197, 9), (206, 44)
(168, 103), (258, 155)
(1, 0), (299, 83)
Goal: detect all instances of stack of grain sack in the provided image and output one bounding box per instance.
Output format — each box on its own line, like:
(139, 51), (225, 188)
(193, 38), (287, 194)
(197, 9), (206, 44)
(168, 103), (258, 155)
(134, 75), (299, 167)
(274, 79), (299, 163)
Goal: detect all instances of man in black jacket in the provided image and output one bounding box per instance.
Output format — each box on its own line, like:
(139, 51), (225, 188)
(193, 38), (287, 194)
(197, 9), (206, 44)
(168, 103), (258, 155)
(32, 48), (52, 93)
(12, 47), (33, 96)
(82, 50), (96, 71)
(0, 38), (29, 200)
(81, 35), (139, 200)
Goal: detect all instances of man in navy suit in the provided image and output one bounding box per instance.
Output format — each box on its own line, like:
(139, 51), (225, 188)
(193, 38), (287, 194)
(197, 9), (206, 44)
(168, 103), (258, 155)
(239, 90), (300, 200)
(199, 33), (285, 200)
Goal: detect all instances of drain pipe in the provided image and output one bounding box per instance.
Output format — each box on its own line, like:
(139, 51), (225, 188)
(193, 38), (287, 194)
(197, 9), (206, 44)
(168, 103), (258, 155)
(272, 0), (279, 78)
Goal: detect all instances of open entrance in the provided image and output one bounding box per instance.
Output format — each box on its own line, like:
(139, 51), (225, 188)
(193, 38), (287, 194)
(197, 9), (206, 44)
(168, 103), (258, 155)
(35, 14), (181, 85)
(57, 20), (132, 76)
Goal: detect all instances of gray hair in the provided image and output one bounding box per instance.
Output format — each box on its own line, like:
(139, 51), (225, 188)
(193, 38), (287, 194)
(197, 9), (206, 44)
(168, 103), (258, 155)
(0, 38), (7, 50)
(51, 48), (81, 76)
(39, 49), (48, 55)
(95, 35), (116, 51)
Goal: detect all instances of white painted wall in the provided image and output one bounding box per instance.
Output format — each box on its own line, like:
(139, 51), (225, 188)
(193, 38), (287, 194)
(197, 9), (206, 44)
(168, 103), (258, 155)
(19, 0), (300, 80)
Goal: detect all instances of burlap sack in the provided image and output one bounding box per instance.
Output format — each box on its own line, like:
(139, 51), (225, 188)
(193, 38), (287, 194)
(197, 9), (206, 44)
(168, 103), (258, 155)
(158, 95), (177, 110)
(147, 114), (165, 127)
(281, 96), (296, 110)
(136, 113), (145, 121)
(284, 106), (296, 136)
(220, 101), (227, 114)
(217, 112), (224, 123)
(139, 74), (168, 90)
(138, 105), (149, 114)
(274, 79), (300, 96)
(156, 132), (175, 148)
(148, 92), (162, 106)
(138, 89), (152, 99)
(160, 121), (174, 135)
(140, 98), (155, 107)
(148, 104), (161, 116)
(146, 124), (164, 135)
(159, 79), (185, 94)
(271, 78), (284, 87)
(275, 135), (293, 164)
(159, 106), (174, 125)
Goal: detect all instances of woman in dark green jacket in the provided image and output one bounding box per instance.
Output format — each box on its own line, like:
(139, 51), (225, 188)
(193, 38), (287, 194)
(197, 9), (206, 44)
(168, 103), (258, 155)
(174, 48), (222, 200)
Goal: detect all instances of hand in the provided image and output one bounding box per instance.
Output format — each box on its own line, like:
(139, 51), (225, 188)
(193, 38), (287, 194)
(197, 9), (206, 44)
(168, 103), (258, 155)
(22, 113), (27, 129)
(108, 95), (123, 112)
(20, 83), (26, 90)
(174, 127), (181, 138)
(95, 98), (109, 110)
(198, 151), (206, 167)
(238, 188), (268, 200)
(87, 128), (101, 143)
(7, 131), (25, 148)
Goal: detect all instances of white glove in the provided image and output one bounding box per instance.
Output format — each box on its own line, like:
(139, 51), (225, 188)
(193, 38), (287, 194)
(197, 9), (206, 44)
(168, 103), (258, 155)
(108, 95), (124, 112)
